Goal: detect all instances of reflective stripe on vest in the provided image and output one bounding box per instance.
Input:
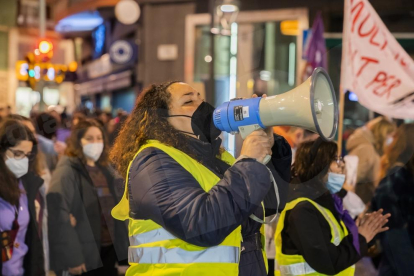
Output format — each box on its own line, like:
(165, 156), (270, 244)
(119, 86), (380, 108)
(276, 262), (316, 275)
(310, 202), (342, 246)
(129, 228), (177, 246)
(129, 246), (239, 264)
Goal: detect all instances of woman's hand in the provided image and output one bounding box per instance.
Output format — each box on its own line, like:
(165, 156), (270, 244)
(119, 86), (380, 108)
(252, 94), (275, 148)
(68, 263), (86, 275)
(240, 129), (272, 163)
(69, 214), (77, 227)
(356, 209), (391, 243)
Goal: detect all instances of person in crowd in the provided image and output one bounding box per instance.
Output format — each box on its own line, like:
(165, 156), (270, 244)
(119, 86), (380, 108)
(372, 123), (414, 276)
(274, 138), (390, 276)
(265, 126), (304, 275)
(10, 114), (52, 274)
(0, 103), (9, 122)
(95, 110), (113, 136)
(108, 110), (128, 146)
(48, 106), (71, 143)
(47, 119), (128, 276)
(110, 81), (292, 276)
(34, 112), (66, 172)
(346, 117), (396, 204)
(98, 111), (112, 127)
(273, 126), (304, 163)
(302, 129), (319, 143)
(71, 111), (86, 130)
(0, 119), (45, 276)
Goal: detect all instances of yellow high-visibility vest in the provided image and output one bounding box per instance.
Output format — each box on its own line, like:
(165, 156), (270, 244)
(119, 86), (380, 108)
(274, 197), (355, 276)
(112, 140), (267, 276)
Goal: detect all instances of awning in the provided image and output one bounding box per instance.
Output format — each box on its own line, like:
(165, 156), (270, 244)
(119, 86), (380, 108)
(74, 70), (132, 95)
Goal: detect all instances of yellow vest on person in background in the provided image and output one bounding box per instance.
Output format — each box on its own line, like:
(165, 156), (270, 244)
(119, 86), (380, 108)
(112, 140), (267, 276)
(274, 198), (355, 276)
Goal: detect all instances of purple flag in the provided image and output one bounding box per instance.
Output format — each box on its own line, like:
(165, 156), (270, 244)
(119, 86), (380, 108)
(304, 13), (327, 70)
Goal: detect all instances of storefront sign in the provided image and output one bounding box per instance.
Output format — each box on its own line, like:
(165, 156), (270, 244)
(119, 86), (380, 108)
(341, 0), (414, 119)
(87, 54), (112, 79)
(75, 70), (132, 95)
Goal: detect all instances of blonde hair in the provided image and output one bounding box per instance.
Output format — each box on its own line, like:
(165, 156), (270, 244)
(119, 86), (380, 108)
(371, 118), (395, 156)
(380, 123), (414, 179)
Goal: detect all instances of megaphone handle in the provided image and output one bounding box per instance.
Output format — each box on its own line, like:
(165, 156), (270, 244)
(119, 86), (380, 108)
(262, 155), (271, 165)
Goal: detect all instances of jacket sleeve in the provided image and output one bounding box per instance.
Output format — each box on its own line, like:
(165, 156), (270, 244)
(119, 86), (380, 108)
(264, 134), (292, 216)
(287, 202), (367, 275)
(47, 166), (85, 269)
(129, 147), (272, 247)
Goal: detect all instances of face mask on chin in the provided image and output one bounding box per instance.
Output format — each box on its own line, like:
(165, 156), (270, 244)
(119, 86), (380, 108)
(166, 102), (221, 143)
(326, 172), (346, 194)
(5, 157), (29, 179)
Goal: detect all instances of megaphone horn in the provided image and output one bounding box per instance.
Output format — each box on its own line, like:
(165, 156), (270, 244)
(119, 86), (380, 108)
(213, 67), (339, 143)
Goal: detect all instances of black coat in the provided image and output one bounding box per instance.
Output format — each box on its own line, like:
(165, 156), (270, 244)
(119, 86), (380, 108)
(21, 172), (45, 276)
(127, 135), (292, 276)
(47, 156), (128, 272)
(279, 178), (368, 275)
(372, 165), (414, 276)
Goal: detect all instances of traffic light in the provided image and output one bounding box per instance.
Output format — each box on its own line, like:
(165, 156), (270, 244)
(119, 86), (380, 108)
(25, 53), (36, 89)
(36, 39), (53, 61)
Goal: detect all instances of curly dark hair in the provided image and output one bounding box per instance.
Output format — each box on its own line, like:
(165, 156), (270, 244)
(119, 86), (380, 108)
(0, 119), (37, 205)
(110, 81), (196, 178)
(293, 139), (338, 182)
(65, 118), (109, 167)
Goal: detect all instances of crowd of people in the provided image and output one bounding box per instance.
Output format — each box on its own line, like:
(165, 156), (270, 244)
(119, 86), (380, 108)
(0, 81), (413, 276)
(0, 107), (129, 276)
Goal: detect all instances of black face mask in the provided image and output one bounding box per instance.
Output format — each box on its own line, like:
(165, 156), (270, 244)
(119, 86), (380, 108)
(166, 102), (221, 143)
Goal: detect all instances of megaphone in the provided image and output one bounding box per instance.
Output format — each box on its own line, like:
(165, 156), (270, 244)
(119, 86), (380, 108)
(213, 67), (339, 163)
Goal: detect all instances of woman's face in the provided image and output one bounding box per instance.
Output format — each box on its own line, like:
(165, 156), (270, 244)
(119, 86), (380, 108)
(80, 126), (103, 147)
(329, 158), (346, 174)
(4, 140), (33, 161)
(167, 82), (203, 133)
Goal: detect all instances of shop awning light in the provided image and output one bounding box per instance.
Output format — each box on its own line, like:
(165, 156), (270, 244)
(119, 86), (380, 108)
(220, 4), (238, 13)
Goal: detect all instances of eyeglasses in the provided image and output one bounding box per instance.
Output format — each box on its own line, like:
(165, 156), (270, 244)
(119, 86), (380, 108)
(7, 148), (35, 160)
(331, 156), (346, 173)
(334, 156), (345, 165)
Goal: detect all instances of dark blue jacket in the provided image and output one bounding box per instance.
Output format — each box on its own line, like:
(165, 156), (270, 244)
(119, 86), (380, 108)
(372, 165), (414, 276)
(127, 135), (291, 275)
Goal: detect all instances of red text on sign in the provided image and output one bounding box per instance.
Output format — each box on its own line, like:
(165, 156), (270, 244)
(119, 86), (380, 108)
(365, 71), (401, 98)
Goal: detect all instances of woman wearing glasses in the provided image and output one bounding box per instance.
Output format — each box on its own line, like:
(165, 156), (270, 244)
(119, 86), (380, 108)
(0, 119), (45, 276)
(274, 138), (390, 276)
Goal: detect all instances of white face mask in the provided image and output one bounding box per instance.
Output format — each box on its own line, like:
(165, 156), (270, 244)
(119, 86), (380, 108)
(326, 172), (346, 194)
(5, 157), (29, 179)
(82, 143), (104, 162)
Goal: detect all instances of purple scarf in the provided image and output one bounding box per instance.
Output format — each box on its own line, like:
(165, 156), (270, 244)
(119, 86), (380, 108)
(332, 194), (360, 255)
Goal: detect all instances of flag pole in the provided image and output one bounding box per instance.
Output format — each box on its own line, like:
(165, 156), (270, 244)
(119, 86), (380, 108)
(337, 85), (345, 155)
(338, 0), (349, 156)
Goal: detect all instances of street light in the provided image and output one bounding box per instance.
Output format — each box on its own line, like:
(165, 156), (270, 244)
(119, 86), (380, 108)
(213, 0), (240, 36)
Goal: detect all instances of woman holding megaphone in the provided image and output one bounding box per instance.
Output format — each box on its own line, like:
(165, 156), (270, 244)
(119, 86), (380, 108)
(274, 138), (390, 276)
(110, 81), (292, 276)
